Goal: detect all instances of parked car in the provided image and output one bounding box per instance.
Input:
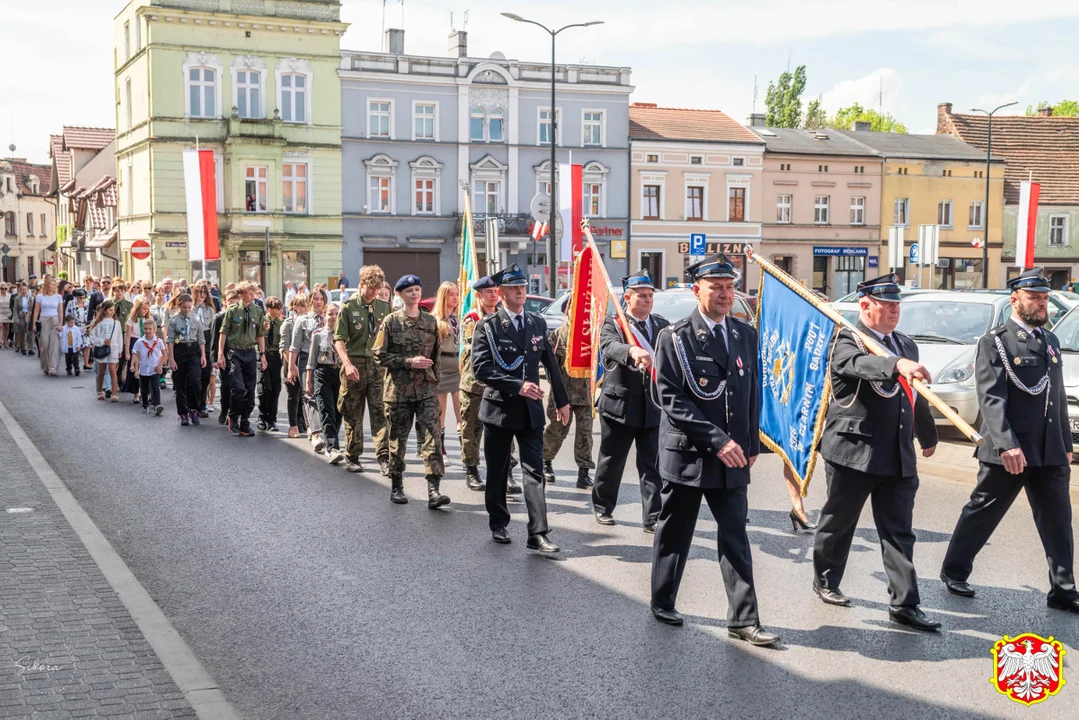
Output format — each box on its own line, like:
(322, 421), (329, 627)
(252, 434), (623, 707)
(833, 286), (935, 303)
(951, 288), (1074, 326)
(329, 287), (357, 305)
(541, 287), (754, 333)
(1045, 306), (1079, 446)
(830, 302), (861, 324)
(418, 293), (554, 314)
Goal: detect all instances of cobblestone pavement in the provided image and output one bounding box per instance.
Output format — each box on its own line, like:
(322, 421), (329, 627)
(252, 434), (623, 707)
(0, 421), (197, 720)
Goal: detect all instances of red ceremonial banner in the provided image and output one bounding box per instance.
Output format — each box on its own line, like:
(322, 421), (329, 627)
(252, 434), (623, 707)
(565, 243), (605, 385)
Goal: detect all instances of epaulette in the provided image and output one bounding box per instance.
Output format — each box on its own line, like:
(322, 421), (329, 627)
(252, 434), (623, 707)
(991, 324), (1008, 336)
(669, 316), (691, 331)
(652, 312), (668, 324)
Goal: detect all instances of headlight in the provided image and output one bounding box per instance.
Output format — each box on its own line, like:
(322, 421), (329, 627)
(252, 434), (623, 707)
(937, 360), (974, 384)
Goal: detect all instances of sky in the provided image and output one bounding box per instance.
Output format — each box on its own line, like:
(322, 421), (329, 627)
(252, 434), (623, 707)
(2, 0), (1078, 165)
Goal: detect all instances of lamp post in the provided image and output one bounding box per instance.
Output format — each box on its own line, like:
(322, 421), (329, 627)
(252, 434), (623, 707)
(501, 13), (603, 297)
(971, 101), (1016, 288)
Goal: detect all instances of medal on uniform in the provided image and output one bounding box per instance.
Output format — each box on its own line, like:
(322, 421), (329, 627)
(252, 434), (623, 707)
(699, 377), (708, 387)
(732, 328), (740, 341)
(736, 356), (744, 376)
(1017, 330), (1028, 341)
(1014, 356), (1022, 366)
(1049, 346), (1058, 364)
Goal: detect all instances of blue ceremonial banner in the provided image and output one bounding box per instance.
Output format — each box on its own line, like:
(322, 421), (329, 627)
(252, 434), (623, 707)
(755, 270), (838, 493)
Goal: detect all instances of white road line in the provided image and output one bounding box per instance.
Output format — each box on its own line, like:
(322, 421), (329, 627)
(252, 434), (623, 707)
(0, 398), (240, 720)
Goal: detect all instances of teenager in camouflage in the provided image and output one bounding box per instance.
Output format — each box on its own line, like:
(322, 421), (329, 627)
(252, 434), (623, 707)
(542, 315), (596, 488)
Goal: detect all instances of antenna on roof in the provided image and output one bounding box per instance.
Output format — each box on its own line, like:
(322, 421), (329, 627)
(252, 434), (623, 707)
(463, 9), (470, 29)
(752, 75), (758, 114)
(381, 0), (387, 40)
(878, 74), (883, 132)
(449, 11), (454, 32)
(400, 0), (405, 29)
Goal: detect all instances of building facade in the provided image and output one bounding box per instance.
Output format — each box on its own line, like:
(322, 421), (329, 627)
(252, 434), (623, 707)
(629, 104), (764, 291)
(938, 102), (1079, 288)
(49, 128), (118, 280)
(1, 158), (54, 284)
(750, 122), (883, 298)
(339, 29), (632, 291)
(114, 0), (347, 294)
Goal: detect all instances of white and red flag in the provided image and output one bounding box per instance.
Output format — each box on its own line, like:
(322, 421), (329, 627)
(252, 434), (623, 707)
(970, 237), (983, 249)
(559, 163), (582, 261)
(1015, 180), (1041, 269)
(183, 149), (220, 263)
(531, 221), (548, 241)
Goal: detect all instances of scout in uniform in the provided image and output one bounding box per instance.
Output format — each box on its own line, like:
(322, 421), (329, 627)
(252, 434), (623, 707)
(335, 265), (392, 475)
(373, 274), (449, 508)
(211, 290), (238, 424)
(256, 296), (285, 432)
(591, 270), (668, 531)
(649, 254), (778, 647)
(541, 316), (595, 488)
(941, 269), (1079, 614)
(812, 274), (941, 631)
(471, 264), (569, 551)
(165, 293), (207, 427)
(217, 281), (267, 437)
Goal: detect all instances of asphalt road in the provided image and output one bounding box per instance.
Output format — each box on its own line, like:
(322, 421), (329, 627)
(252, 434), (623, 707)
(1, 355), (1076, 719)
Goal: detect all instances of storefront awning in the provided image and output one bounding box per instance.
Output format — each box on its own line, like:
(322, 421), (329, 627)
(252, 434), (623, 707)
(86, 229), (117, 249)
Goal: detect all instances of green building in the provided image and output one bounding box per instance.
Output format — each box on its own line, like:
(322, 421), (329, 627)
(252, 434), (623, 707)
(114, 0), (346, 292)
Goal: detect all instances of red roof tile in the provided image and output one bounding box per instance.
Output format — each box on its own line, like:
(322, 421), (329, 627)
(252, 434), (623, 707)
(629, 104), (763, 145)
(61, 126), (114, 152)
(50, 134), (72, 190)
(2, 159), (51, 197)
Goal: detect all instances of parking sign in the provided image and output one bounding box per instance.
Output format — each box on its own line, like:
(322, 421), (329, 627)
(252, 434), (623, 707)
(690, 233), (706, 256)
(909, 242), (920, 265)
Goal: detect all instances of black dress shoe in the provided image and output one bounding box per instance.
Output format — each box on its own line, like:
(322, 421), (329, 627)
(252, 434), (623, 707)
(889, 606), (941, 632)
(650, 607), (684, 626)
(643, 524), (656, 535)
(940, 572), (976, 597)
(526, 534), (560, 553)
(729, 625), (780, 647)
(594, 512), (615, 526)
(1047, 595), (1079, 614)
(813, 583), (851, 606)
(492, 528), (511, 544)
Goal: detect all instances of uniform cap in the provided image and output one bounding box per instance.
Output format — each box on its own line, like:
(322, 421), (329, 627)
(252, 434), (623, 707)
(686, 253), (737, 282)
(622, 269), (655, 291)
(856, 273), (902, 303)
(394, 274), (422, 292)
(491, 263), (527, 287)
(473, 275), (496, 291)
(1007, 268), (1051, 293)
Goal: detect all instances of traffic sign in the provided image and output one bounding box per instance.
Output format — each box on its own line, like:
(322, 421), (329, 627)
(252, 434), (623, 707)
(529, 193), (551, 224)
(909, 242), (919, 265)
(131, 239), (151, 261)
(690, 233), (706, 256)
(0, 243), (9, 255)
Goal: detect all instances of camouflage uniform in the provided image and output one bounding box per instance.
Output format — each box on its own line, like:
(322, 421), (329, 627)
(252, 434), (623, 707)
(335, 294), (392, 463)
(374, 309), (443, 478)
(542, 323), (595, 469)
(460, 309), (518, 471)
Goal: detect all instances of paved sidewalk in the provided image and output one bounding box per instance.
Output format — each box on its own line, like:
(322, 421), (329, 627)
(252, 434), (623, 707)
(0, 421), (197, 719)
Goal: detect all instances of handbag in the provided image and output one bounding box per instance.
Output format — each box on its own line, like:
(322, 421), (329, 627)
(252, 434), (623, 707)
(93, 320), (114, 360)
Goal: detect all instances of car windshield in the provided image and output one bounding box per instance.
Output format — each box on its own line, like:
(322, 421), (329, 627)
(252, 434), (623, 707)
(1051, 308), (1079, 351)
(895, 301), (995, 344)
(542, 289), (704, 324)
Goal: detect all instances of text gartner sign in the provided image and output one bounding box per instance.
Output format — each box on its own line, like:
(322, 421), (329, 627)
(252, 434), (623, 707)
(690, 233), (707, 256)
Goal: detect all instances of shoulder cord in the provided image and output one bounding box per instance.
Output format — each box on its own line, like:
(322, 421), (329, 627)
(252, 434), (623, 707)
(674, 333), (726, 401)
(483, 321), (525, 376)
(828, 330), (899, 408)
(994, 334), (1050, 416)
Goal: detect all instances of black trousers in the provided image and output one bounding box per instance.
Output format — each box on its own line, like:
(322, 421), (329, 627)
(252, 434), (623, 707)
(813, 462), (921, 607)
(199, 330), (213, 408)
(65, 349), (79, 373)
(172, 344), (202, 416)
(218, 355), (231, 419)
(313, 364), (341, 450)
(592, 416), (662, 525)
(138, 374), (161, 408)
(285, 377), (306, 432)
(484, 423), (547, 536)
(942, 462), (1077, 601)
(651, 481), (759, 627)
(258, 351), (283, 425)
(228, 348), (258, 424)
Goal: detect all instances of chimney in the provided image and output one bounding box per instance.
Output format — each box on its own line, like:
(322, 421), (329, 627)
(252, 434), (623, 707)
(747, 112), (766, 128)
(936, 102), (954, 135)
(449, 30), (468, 58)
(853, 120), (872, 132)
(1037, 105), (1053, 117)
(383, 28), (404, 55)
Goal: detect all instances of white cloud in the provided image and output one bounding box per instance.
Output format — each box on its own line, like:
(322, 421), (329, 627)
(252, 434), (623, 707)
(820, 69), (904, 114)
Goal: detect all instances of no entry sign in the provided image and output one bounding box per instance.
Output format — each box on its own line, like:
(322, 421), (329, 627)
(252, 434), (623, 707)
(131, 239), (151, 261)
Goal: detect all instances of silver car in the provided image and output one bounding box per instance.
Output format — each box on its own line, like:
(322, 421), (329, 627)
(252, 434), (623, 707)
(1047, 307), (1079, 444)
(540, 287), (754, 333)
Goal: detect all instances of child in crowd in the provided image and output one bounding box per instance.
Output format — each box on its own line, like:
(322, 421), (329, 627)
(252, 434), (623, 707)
(307, 303), (344, 465)
(256, 296), (285, 432)
(131, 318), (165, 416)
(166, 293), (207, 427)
(59, 315), (83, 376)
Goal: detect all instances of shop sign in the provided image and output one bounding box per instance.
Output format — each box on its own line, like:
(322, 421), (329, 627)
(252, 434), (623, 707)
(677, 241), (752, 255)
(868, 257), (879, 268)
(610, 240), (627, 259)
(813, 246), (867, 256)
(589, 226), (624, 237)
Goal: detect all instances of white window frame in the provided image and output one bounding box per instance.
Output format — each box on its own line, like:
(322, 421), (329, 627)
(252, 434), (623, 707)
(367, 98), (393, 139)
(683, 173), (710, 222)
(776, 194), (792, 224)
(470, 155), (508, 215)
(582, 109), (605, 148)
(39, 213), (46, 236)
(282, 161), (309, 215)
(538, 107), (562, 146)
(276, 57), (313, 125)
(244, 165), (269, 213)
(231, 56), (266, 120)
(938, 199), (953, 228)
(412, 101), (439, 142)
(182, 52), (222, 120)
(1049, 215), (1069, 247)
(534, 160), (553, 198)
(134, 17), (141, 53)
(487, 108), (504, 143)
(850, 196), (865, 225)
(582, 162), (609, 218)
(641, 172), (666, 221)
(814, 195), (831, 225)
(409, 156), (443, 216)
(968, 200), (983, 229)
(725, 176), (750, 223)
(894, 197), (909, 226)
(364, 154), (398, 214)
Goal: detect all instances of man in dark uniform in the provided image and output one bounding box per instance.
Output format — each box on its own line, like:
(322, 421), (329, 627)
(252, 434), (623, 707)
(471, 264), (570, 551)
(592, 270), (668, 532)
(812, 274), (941, 631)
(650, 254), (778, 647)
(218, 281), (267, 437)
(941, 269), (1079, 614)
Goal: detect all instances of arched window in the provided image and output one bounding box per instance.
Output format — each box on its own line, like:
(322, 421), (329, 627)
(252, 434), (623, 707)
(470, 107), (485, 142)
(488, 109), (504, 142)
(188, 67), (216, 118)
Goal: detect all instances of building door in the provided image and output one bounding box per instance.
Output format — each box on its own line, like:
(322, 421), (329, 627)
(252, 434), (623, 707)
(239, 250), (264, 287)
(362, 250), (440, 291)
(773, 255), (794, 276)
(639, 250), (663, 287)
(812, 256), (829, 297)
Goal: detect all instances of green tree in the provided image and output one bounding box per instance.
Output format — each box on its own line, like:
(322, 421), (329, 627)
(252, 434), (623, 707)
(765, 65), (807, 128)
(829, 103), (908, 133)
(1026, 99), (1079, 116)
(804, 98), (828, 129)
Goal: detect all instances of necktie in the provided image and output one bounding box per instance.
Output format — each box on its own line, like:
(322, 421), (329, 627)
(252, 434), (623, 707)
(635, 318), (650, 345)
(713, 324), (728, 366)
(514, 315), (524, 343)
(366, 305), (376, 336)
(883, 334), (897, 354)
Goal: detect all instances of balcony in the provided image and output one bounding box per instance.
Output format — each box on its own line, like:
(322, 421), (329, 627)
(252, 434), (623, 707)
(454, 213), (536, 237)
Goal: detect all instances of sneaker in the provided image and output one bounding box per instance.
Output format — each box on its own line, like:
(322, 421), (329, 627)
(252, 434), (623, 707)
(154, 405), (164, 416)
(180, 415), (190, 427)
(142, 406), (150, 414)
(190, 411), (201, 426)
(207, 403), (216, 413)
(159, 378), (166, 387)
(238, 425), (254, 437)
(328, 450), (345, 465)
(227, 417), (240, 434)
(104, 389), (112, 398)
(256, 420), (268, 432)
(311, 434), (326, 453)
(267, 423), (279, 433)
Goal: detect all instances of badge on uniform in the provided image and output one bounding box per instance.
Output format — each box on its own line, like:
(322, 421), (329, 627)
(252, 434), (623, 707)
(1017, 330), (1028, 341)
(736, 356), (744, 376)
(1049, 346), (1059, 363)
(698, 377), (708, 387)
(732, 328), (740, 341)
(1014, 356), (1023, 366)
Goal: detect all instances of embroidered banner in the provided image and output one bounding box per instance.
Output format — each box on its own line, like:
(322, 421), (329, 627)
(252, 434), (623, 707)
(565, 242), (606, 390)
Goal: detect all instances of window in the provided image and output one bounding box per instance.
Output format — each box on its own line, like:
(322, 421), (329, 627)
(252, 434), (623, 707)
(818, 164), (829, 172)
(583, 183), (602, 218)
(690, 156), (702, 165)
(938, 200), (953, 227)
(732, 157), (745, 167)
(470, 107), (485, 141)
(244, 166), (268, 212)
(814, 195), (830, 224)
(188, 67), (216, 118)
(473, 180), (501, 215)
(281, 73), (306, 123)
(282, 163), (308, 214)
(415, 178), (435, 214)
(410, 156), (441, 216)
(894, 197), (909, 226)
(282, 251), (310, 294)
(850, 196), (865, 225)
(729, 187), (746, 222)
(369, 100), (391, 138)
(1049, 216), (1068, 247)
(488, 109), (504, 142)
(969, 201), (983, 228)
(134, 18), (140, 52)
(643, 185), (660, 220)
(3, 212), (14, 236)
(412, 103), (435, 140)
(40, 213), (46, 235)
(583, 111), (603, 146)
(124, 21), (130, 60)
(469, 107), (502, 143)
(646, 154), (659, 163)
(686, 186), (704, 221)
(27, 213), (33, 235)
(780, 163), (791, 171)
(539, 108), (561, 145)
(944, 169), (952, 177)
(125, 78), (132, 129)
(236, 70), (261, 118)
(776, 194), (792, 223)
(369, 177), (391, 213)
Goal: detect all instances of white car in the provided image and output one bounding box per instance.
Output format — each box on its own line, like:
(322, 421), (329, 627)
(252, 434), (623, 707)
(1048, 306), (1079, 445)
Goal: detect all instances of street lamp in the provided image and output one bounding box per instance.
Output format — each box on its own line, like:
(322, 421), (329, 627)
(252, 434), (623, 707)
(971, 101), (1017, 287)
(501, 13), (604, 297)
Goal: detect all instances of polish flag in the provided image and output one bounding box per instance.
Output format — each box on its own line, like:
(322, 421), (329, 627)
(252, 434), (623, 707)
(615, 313), (657, 383)
(183, 149), (220, 262)
(559, 163), (583, 261)
(970, 237), (983, 248)
(531, 221), (548, 241)
(1015, 180), (1041, 269)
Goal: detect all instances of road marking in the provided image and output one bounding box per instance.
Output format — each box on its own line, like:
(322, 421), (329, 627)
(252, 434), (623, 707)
(0, 398), (239, 720)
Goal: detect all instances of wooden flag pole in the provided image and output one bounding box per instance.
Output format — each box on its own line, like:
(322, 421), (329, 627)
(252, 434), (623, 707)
(747, 247), (985, 446)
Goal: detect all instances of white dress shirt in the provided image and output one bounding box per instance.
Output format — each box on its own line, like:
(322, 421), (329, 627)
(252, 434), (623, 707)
(697, 308), (728, 349)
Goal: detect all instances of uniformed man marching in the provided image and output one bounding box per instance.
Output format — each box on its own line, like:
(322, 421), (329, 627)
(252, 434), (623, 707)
(471, 264), (570, 551)
(940, 269), (1079, 614)
(812, 274), (940, 631)
(591, 270), (668, 531)
(217, 281), (267, 437)
(650, 254), (778, 647)
(541, 316), (595, 488)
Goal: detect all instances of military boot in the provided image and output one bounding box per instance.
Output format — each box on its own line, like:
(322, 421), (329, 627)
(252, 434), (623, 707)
(507, 467), (523, 495)
(543, 460), (556, 485)
(576, 467), (593, 489)
(465, 466), (485, 491)
(427, 475), (450, 509)
(390, 476), (408, 504)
